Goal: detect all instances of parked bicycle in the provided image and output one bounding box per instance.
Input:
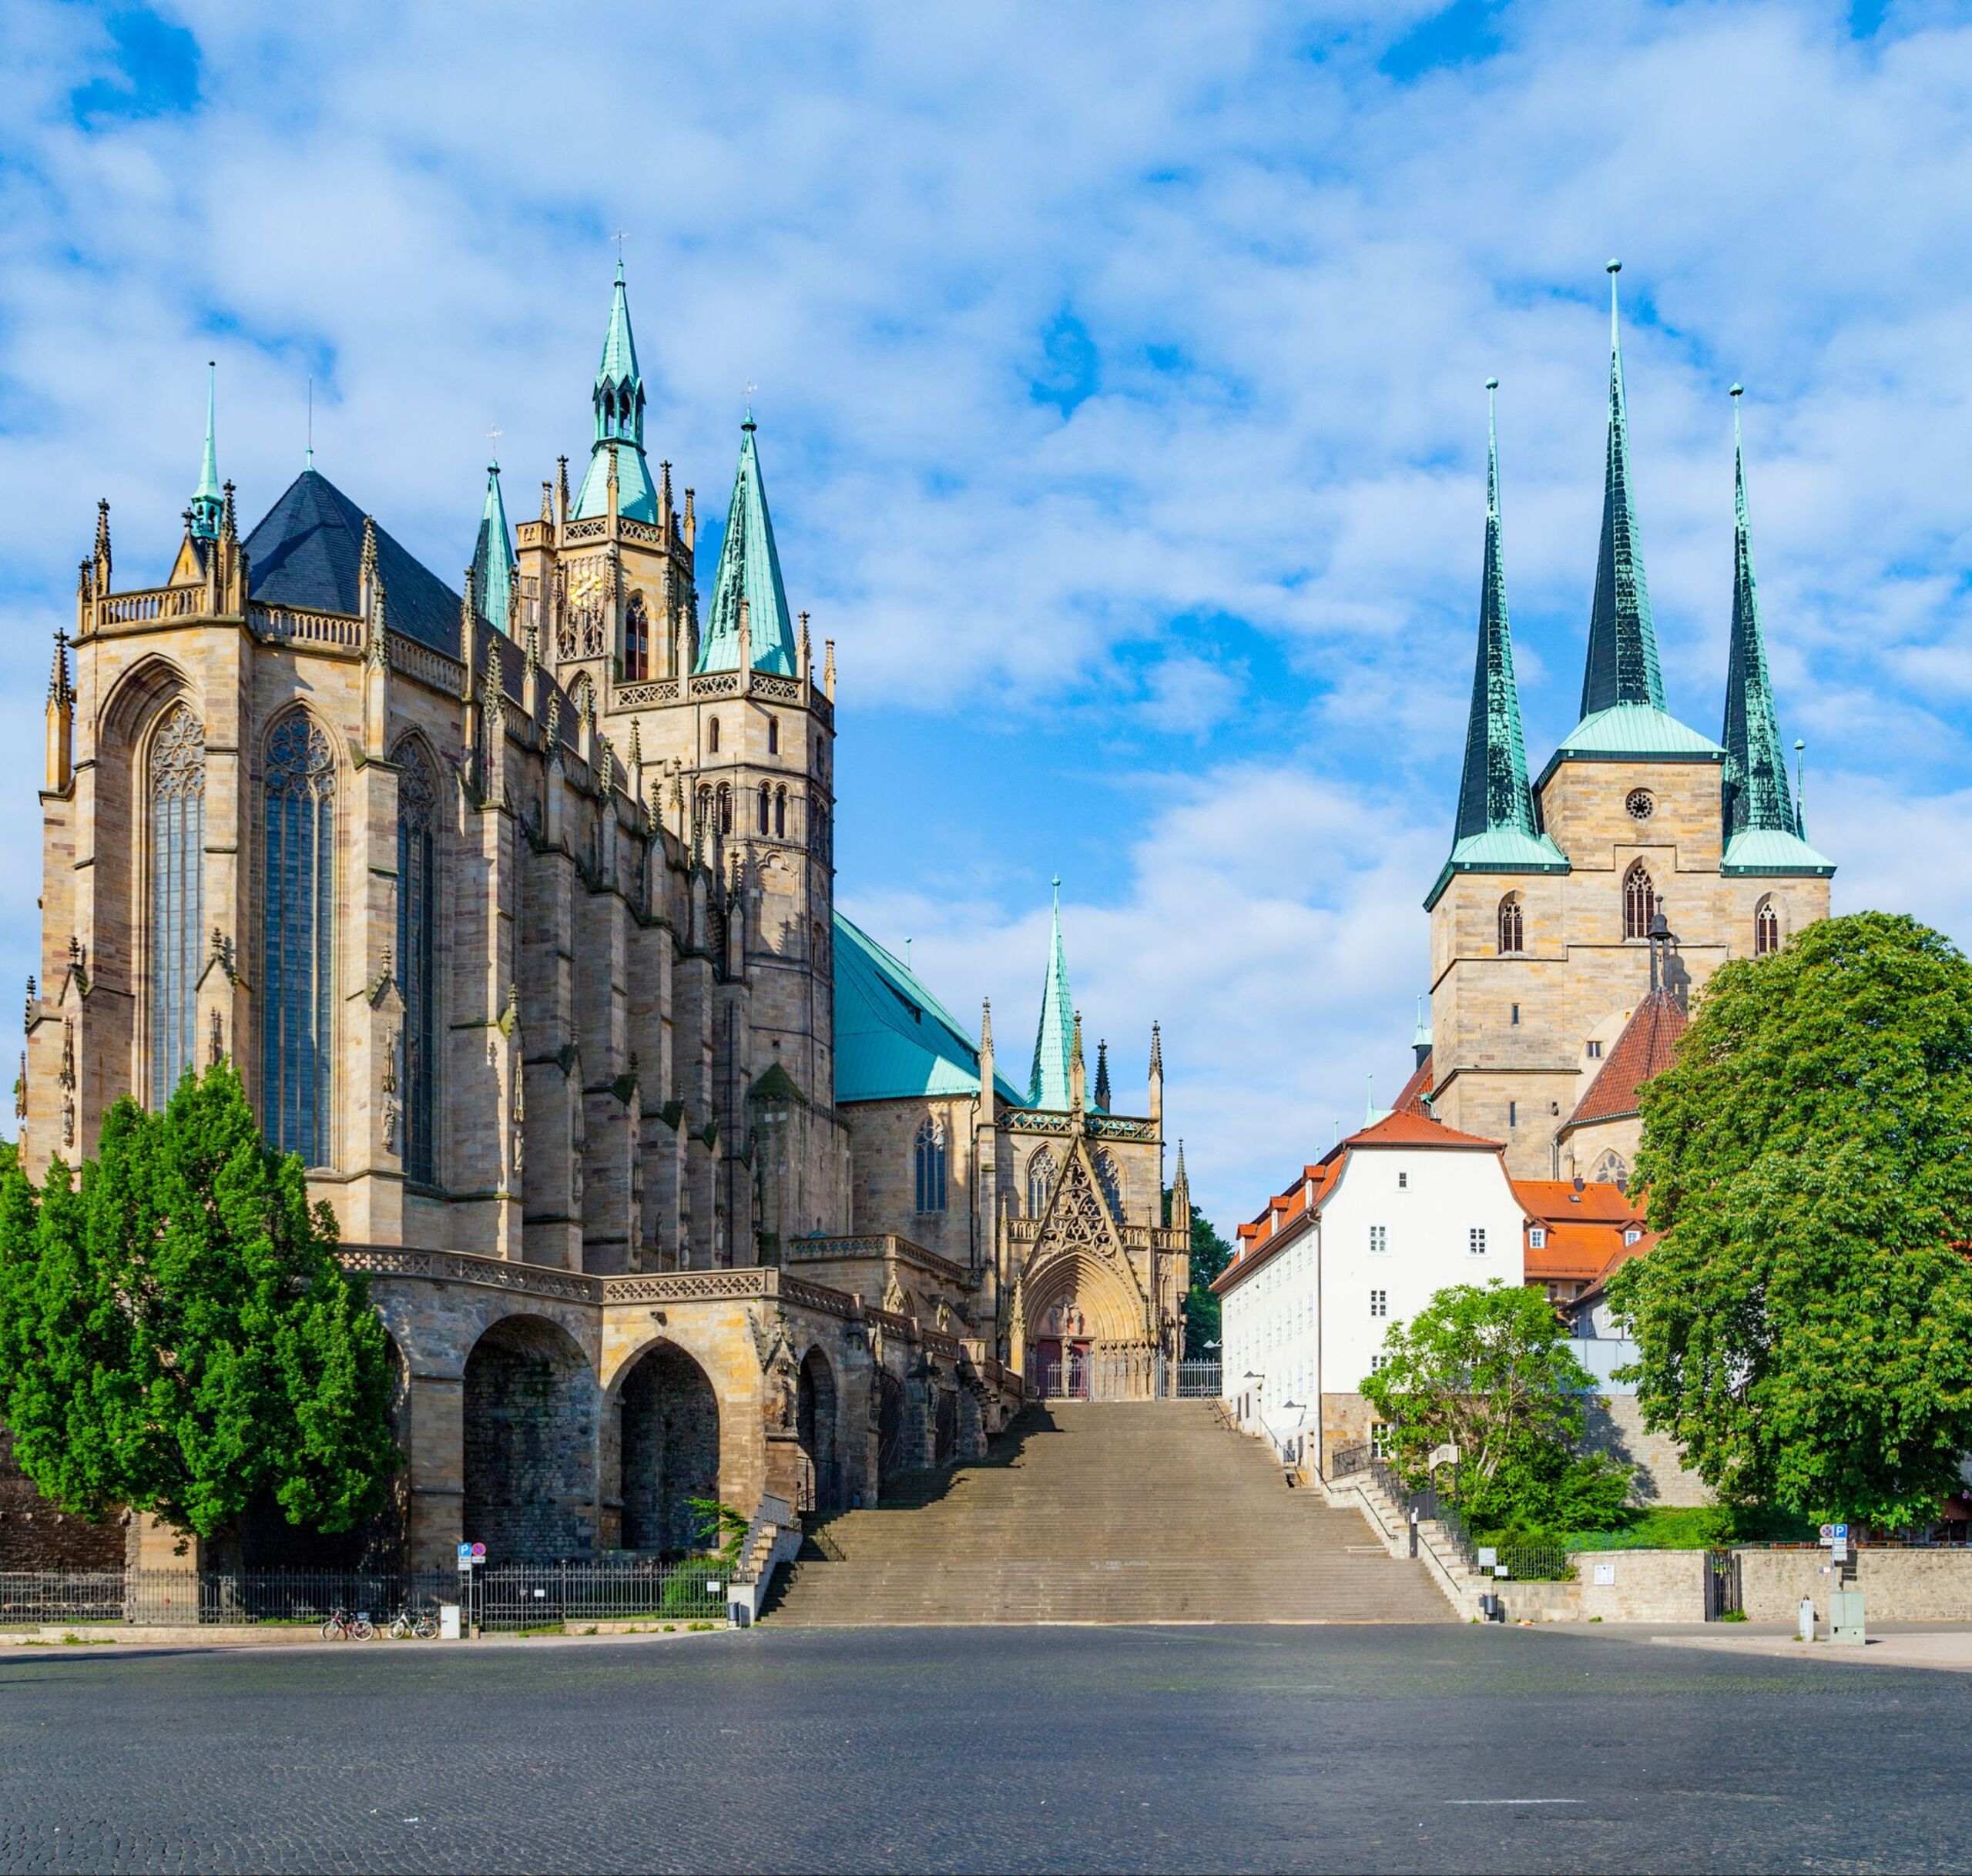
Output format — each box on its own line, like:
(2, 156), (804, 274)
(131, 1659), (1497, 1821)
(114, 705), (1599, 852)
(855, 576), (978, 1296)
(320, 1606), (374, 1640)
(387, 1606), (438, 1640)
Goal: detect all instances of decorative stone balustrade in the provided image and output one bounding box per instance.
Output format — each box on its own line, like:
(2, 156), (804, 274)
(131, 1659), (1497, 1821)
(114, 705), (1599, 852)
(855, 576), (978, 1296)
(94, 585), (206, 628)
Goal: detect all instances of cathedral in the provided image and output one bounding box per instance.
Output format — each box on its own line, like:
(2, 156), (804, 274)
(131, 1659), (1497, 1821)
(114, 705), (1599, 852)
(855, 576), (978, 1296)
(19, 270), (1189, 1569)
(1413, 263), (1834, 1184)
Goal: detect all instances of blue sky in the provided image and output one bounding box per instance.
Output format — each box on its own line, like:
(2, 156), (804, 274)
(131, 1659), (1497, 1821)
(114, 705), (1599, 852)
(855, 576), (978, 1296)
(5, 0), (1971, 1228)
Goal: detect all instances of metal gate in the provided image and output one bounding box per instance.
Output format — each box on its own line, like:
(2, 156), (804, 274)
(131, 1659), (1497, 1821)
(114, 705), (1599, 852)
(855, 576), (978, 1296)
(1704, 1549), (1742, 1620)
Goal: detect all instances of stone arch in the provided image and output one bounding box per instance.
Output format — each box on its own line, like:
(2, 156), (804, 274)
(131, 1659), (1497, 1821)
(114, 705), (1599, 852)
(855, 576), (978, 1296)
(796, 1345), (842, 1513)
(1591, 1149), (1630, 1188)
(1622, 861), (1655, 940)
(1022, 1247), (1145, 1348)
(612, 1340), (719, 1556)
(1497, 891), (1524, 955)
(462, 1313), (597, 1560)
(870, 1367), (906, 1483)
(1754, 894), (1781, 957)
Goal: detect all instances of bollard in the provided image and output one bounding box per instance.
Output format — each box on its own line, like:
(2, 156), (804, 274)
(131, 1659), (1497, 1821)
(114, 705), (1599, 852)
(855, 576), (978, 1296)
(1798, 1596), (1815, 1643)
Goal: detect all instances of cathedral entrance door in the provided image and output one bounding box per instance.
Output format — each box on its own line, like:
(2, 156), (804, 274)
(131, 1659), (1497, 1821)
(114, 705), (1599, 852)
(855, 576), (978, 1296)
(1031, 1338), (1062, 1398)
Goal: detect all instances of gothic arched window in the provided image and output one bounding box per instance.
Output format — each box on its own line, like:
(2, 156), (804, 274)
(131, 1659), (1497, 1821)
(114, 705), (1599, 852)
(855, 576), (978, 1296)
(716, 782), (732, 834)
(773, 786), (786, 839)
(623, 593), (649, 680)
(756, 786), (770, 836)
(766, 715), (780, 755)
(1094, 1149), (1123, 1215)
(1591, 1150), (1629, 1188)
(1754, 897), (1780, 957)
(263, 713), (336, 1166)
(914, 1116), (948, 1214)
(1497, 893), (1524, 956)
(1026, 1147), (1055, 1219)
(708, 716), (720, 755)
(1622, 861), (1655, 940)
(394, 738), (438, 1183)
(148, 703), (205, 1108)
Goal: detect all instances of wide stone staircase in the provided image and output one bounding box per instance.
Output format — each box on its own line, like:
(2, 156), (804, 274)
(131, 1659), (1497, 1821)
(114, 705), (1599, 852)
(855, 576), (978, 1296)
(761, 1399), (1451, 1625)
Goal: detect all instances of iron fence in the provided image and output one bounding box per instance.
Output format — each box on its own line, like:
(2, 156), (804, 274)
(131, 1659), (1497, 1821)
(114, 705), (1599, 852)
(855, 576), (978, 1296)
(1031, 1354), (1221, 1401)
(1494, 1546), (1574, 1583)
(0, 1562), (733, 1630)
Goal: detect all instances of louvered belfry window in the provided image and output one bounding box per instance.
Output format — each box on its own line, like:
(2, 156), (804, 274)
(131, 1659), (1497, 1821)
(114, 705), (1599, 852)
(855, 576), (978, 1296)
(263, 714), (336, 1166)
(149, 703), (206, 1108)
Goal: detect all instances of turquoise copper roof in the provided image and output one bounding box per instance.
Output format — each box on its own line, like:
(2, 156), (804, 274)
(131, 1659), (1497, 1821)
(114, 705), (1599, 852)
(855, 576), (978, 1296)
(471, 461), (516, 635)
(1533, 702), (1723, 792)
(190, 363), (222, 543)
(1581, 263), (1666, 719)
(1722, 827), (1833, 876)
(1028, 883), (1076, 1111)
(572, 266), (658, 522)
(833, 912), (1025, 1104)
(1720, 390), (1822, 874)
(696, 418), (798, 676)
(1432, 380), (1568, 912)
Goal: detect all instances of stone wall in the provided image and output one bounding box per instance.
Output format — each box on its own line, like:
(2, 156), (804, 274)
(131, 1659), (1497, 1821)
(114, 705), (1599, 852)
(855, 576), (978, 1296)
(0, 1429), (126, 1569)
(1580, 1394), (1713, 1509)
(1739, 1548), (1972, 1623)
(1495, 1548), (1707, 1623)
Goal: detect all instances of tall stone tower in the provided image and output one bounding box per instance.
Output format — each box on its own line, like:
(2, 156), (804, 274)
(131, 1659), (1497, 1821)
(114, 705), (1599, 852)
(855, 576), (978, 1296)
(1424, 266), (1833, 1181)
(508, 266), (845, 1254)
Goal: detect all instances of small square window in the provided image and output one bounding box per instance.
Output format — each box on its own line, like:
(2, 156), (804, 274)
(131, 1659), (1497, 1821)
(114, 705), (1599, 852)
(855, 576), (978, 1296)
(1369, 1288), (1388, 1318)
(1511, 1003), (1521, 1027)
(1587, 1040), (1604, 1060)
(1370, 1354), (1387, 1373)
(1508, 1100), (1518, 1128)
(1469, 1228), (1487, 1257)
(1529, 1226), (1547, 1249)
(1397, 1171), (1408, 1190)
(1369, 1224), (1387, 1255)
(1370, 1422), (1393, 1459)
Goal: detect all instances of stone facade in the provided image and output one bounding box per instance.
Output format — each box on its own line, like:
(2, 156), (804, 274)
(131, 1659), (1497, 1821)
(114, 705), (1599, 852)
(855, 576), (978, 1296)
(11, 276), (1044, 1570)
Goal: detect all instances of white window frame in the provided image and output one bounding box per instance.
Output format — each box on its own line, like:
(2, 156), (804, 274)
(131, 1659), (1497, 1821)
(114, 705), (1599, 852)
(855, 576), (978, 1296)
(1469, 1227), (1487, 1257)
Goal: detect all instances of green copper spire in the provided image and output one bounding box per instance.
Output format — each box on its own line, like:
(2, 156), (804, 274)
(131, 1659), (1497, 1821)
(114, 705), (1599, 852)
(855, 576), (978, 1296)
(1028, 879), (1076, 1111)
(190, 361), (222, 543)
(1427, 383), (1568, 910)
(1719, 389), (1834, 878)
(471, 460), (517, 636)
(1454, 381), (1540, 844)
(1580, 262), (1665, 716)
(695, 415), (799, 675)
(572, 266), (658, 521)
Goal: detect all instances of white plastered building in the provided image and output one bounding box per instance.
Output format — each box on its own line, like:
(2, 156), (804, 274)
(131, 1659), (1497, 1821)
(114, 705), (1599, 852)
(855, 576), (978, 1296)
(1216, 1112), (1527, 1472)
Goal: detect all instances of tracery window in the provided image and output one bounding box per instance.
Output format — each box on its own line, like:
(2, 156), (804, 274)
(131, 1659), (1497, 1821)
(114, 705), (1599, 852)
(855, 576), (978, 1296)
(623, 593), (649, 681)
(148, 703), (205, 1108)
(914, 1115), (948, 1214)
(1622, 861), (1655, 940)
(1093, 1148), (1123, 1215)
(263, 714), (336, 1166)
(1754, 897), (1780, 957)
(395, 738), (438, 1183)
(1026, 1147), (1055, 1219)
(1497, 893), (1524, 955)
(1591, 1151), (1629, 1188)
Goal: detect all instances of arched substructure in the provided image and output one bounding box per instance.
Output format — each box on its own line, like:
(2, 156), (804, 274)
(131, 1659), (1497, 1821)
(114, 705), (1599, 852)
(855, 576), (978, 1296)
(1019, 1247), (1151, 1400)
(463, 1315), (598, 1561)
(796, 1347), (842, 1513)
(614, 1341), (720, 1557)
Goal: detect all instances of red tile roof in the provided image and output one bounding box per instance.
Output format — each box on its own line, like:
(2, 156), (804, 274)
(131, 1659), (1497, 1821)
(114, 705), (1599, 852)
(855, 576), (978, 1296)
(1512, 1178), (1641, 1225)
(1332, 1109), (1504, 1156)
(1513, 1176), (1653, 1291)
(1392, 1051), (1434, 1117)
(1565, 987), (1687, 1132)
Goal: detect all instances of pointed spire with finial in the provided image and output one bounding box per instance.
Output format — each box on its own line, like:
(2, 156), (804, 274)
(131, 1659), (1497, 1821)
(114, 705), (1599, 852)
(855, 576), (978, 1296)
(1429, 380), (1567, 907)
(1581, 260), (1665, 718)
(572, 263), (658, 522)
(472, 459), (517, 636)
(1171, 1138), (1191, 1222)
(1719, 388), (1833, 876)
(1028, 877), (1077, 1111)
(190, 361), (223, 542)
(1094, 1038), (1111, 1111)
(696, 411), (799, 677)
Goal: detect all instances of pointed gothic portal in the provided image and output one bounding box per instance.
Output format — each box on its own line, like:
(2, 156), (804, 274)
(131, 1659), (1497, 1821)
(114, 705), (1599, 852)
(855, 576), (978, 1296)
(1427, 384), (1567, 909)
(1581, 263), (1665, 719)
(1722, 390), (1794, 841)
(190, 363), (222, 544)
(572, 265), (659, 521)
(1021, 1149), (1153, 1400)
(695, 416), (798, 676)
(473, 462), (516, 635)
(1028, 881), (1075, 1110)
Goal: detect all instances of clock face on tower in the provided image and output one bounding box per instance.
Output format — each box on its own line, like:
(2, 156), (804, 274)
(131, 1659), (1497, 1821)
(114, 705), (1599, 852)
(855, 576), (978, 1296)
(1625, 788), (1655, 822)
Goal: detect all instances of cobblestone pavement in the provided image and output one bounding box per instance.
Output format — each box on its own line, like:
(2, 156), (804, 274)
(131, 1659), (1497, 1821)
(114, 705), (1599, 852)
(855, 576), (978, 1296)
(0, 1623), (1959, 1873)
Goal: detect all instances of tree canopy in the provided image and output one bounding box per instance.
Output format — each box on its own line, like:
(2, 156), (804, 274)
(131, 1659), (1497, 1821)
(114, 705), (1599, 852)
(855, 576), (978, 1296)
(1170, 1198), (1232, 1358)
(1612, 912), (1972, 1529)
(0, 1062), (398, 1551)
(1361, 1280), (1631, 1536)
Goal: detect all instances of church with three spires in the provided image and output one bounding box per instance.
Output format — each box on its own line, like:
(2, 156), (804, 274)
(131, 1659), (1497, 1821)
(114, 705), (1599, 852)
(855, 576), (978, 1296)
(1412, 262), (1835, 1186)
(18, 270), (1188, 1571)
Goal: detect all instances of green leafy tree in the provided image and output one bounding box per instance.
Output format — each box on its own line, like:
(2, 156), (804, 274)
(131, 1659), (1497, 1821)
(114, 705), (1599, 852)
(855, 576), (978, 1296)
(0, 1062), (399, 1557)
(1611, 912), (1972, 1529)
(1167, 1191), (1231, 1358)
(1361, 1280), (1631, 1535)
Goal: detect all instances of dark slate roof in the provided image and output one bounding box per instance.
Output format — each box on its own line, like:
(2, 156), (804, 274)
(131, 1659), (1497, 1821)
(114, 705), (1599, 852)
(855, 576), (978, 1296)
(244, 469), (462, 655)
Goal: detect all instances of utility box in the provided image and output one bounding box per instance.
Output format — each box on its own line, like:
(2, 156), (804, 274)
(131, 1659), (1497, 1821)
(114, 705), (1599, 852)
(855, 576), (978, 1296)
(1830, 1588), (1866, 1646)
(438, 1603), (462, 1641)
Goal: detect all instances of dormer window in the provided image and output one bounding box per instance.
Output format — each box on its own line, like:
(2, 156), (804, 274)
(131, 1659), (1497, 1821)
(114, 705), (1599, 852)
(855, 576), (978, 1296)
(1624, 1227), (1642, 1245)
(1529, 1226), (1547, 1248)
